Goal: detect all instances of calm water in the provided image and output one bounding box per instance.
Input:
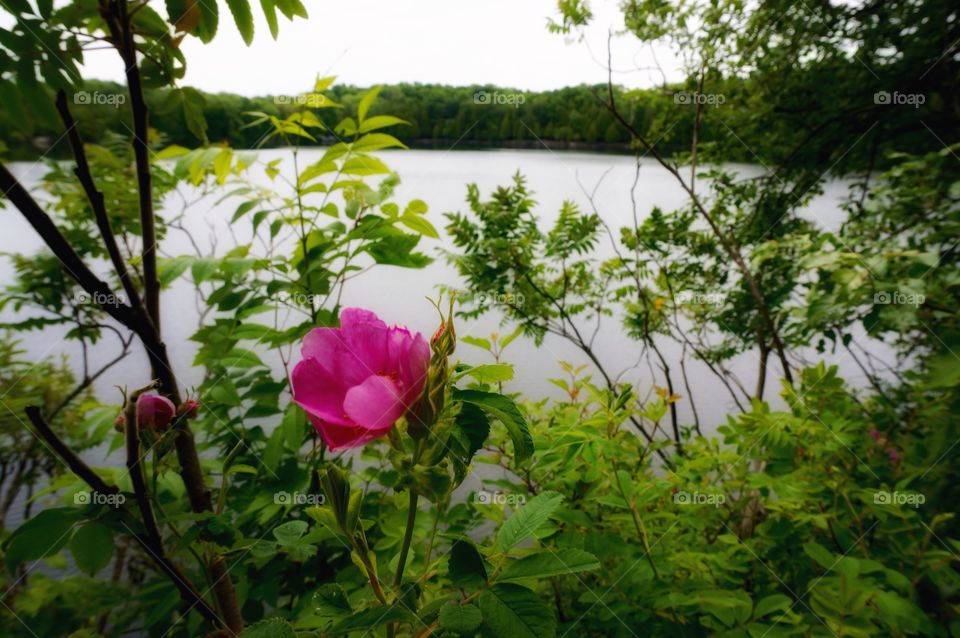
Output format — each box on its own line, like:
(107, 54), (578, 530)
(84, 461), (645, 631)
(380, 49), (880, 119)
(2, 149), (879, 431)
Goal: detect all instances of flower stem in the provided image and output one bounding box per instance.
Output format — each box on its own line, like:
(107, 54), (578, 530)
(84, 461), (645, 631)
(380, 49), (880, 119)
(394, 487), (419, 589)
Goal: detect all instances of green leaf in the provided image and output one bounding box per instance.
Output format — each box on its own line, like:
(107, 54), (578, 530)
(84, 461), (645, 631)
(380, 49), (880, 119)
(272, 520), (308, 545)
(225, 0), (255, 44)
(500, 548), (600, 582)
(69, 521), (114, 576)
(213, 148), (233, 184)
(314, 75), (336, 91)
(352, 132), (407, 153)
(448, 402), (490, 483)
(329, 605), (412, 632)
(313, 583), (352, 620)
(358, 85), (381, 123)
(448, 539), (488, 588)
(454, 389), (533, 463)
(4, 507), (80, 571)
(479, 584), (556, 638)
(179, 86), (208, 141)
(803, 541), (837, 571)
(460, 336), (492, 352)
(341, 155), (392, 176)
(281, 404), (305, 450)
(404, 199), (429, 215)
(238, 618), (296, 638)
(754, 593), (792, 619)
(365, 232), (432, 268)
(459, 363), (514, 384)
(495, 491), (563, 551)
(399, 213), (440, 238)
(195, 0), (220, 43)
(440, 602), (483, 633)
(158, 256), (192, 286)
(274, 0), (308, 18)
(259, 0), (278, 38)
(359, 115), (408, 133)
(191, 258), (219, 282)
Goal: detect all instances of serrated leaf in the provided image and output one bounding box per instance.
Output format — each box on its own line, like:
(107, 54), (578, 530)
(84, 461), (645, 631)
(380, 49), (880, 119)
(329, 605), (412, 632)
(313, 583), (352, 619)
(479, 584), (556, 638)
(69, 522), (114, 576)
(272, 520), (308, 545)
(454, 389), (532, 463)
(238, 618), (296, 638)
(500, 548), (600, 582)
(754, 593), (791, 618)
(225, 0), (255, 44)
(440, 602), (483, 633)
(448, 539), (488, 588)
(495, 491), (563, 551)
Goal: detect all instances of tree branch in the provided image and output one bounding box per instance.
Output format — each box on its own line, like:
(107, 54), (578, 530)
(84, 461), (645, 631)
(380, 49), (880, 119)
(54, 89), (146, 320)
(24, 404), (225, 629)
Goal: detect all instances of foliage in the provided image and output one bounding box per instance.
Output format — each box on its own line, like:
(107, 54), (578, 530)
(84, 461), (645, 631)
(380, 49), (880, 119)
(0, 0), (957, 636)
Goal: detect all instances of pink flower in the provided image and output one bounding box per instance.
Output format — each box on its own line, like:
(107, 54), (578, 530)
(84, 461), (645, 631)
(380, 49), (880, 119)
(292, 308), (430, 451)
(137, 393), (176, 430)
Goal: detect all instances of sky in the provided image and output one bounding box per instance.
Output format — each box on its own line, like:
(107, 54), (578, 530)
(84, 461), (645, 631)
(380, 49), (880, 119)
(72, 0), (683, 95)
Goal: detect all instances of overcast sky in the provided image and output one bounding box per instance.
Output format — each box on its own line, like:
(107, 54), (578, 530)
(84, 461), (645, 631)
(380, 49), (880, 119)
(72, 0), (682, 95)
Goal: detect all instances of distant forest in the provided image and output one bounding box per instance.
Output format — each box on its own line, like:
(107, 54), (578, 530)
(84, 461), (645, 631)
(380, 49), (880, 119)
(1, 77), (950, 172)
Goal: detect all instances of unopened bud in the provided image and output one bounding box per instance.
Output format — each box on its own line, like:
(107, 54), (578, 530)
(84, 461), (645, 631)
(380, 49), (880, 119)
(178, 398), (200, 419)
(137, 393), (176, 430)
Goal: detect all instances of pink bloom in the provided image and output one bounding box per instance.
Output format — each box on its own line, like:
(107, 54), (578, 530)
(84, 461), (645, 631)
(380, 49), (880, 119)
(291, 308), (430, 451)
(136, 393), (176, 430)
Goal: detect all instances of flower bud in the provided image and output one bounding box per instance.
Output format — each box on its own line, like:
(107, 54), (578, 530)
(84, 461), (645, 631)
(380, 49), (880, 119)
(431, 316), (456, 358)
(178, 398), (200, 419)
(410, 297), (457, 439)
(137, 393), (176, 430)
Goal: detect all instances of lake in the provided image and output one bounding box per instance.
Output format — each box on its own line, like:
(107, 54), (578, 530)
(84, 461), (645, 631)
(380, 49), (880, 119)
(1, 148), (882, 434)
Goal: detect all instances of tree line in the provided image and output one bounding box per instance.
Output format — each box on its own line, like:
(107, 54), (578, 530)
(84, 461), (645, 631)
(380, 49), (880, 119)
(3, 74), (951, 171)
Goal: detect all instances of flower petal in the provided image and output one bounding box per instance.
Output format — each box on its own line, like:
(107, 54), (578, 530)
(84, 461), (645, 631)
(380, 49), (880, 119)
(343, 375), (405, 431)
(291, 357), (351, 426)
(136, 393), (176, 429)
(307, 414), (388, 451)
